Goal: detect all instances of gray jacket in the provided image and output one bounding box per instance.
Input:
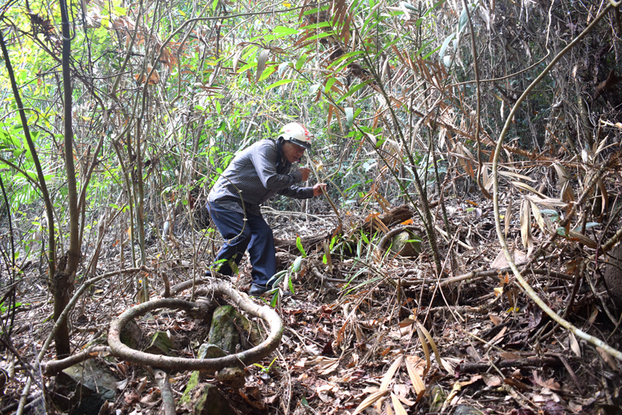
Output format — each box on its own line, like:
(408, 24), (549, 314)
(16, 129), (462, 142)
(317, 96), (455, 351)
(208, 139), (314, 216)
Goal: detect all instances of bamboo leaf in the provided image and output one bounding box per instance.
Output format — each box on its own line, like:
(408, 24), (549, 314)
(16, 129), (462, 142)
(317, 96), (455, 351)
(529, 200), (547, 234)
(415, 325), (431, 374)
(352, 389), (389, 415)
(380, 356), (403, 391)
(295, 236), (307, 257)
(336, 80), (372, 104)
(504, 198), (512, 239)
(391, 393), (409, 415)
(512, 181), (547, 198)
(295, 54), (307, 70)
(273, 26), (298, 35)
(416, 322), (442, 368)
(256, 49), (270, 82)
(265, 79), (295, 91)
(520, 198), (532, 254)
(597, 178), (608, 216)
(439, 33), (455, 59)
(325, 77), (337, 94)
(405, 356), (426, 394)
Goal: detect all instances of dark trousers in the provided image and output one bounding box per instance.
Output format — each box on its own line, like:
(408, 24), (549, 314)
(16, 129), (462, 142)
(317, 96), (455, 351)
(207, 202), (276, 287)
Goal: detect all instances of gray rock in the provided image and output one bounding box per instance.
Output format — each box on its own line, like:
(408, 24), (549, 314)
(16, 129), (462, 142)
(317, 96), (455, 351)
(604, 244), (622, 309)
(207, 305), (251, 354)
(55, 361), (118, 415)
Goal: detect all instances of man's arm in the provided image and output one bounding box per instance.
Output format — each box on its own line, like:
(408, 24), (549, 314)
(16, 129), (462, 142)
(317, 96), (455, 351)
(278, 183), (326, 199)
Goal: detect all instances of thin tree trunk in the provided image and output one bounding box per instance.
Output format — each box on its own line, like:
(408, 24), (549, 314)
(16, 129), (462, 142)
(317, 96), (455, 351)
(56, 0), (80, 358)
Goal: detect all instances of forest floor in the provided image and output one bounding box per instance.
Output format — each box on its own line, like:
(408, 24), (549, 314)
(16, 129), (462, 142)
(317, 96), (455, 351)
(2, 193), (622, 415)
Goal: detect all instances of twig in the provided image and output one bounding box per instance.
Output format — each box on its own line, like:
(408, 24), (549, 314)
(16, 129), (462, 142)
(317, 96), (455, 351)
(458, 356), (561, 373)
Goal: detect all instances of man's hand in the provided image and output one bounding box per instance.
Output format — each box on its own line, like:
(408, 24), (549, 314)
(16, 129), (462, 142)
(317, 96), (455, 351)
(313, 183), (327, 196)
(299, 167), (311, 181)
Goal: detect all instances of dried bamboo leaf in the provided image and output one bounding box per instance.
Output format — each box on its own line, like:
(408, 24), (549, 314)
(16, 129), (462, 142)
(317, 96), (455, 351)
(520, 198), (532, 254)
(416, 322), (442, 368)
(481, 164), (492, 191)
(256, 49), (270, 82)
(391, 393), (409, 415)
(415, 325), (431, 375)
(597, 178), (608, 216)
(380, 356), (403, 391)
(512, 181), (547, 199)
(455, 143), (474, 178)
(560, 181), (576, 203)
(405, 356), (426, 394)
(553, 163), (569, 188)
(525, 195), (569, 208)
(569, 332), (581, 357)
(341, 15), (351, 45)
(375, 396), (385, 413)
(497, 170), (535, 181)
(352, 389), (389, 415)
(504, 198), (512, 239)
(529, 200), (547, 234)
(567, 230), (597, 248)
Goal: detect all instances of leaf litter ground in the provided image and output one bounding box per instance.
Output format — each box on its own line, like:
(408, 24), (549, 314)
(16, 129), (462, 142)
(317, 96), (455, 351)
(2, 195), (622, 415)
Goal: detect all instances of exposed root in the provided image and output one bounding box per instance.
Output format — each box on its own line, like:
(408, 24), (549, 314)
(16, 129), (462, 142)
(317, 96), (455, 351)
(154, 369), (175, 415)
(108, 281), (283, 371)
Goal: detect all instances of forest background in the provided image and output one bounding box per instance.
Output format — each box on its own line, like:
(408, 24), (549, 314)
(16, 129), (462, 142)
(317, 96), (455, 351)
(0, 0), (621, 413)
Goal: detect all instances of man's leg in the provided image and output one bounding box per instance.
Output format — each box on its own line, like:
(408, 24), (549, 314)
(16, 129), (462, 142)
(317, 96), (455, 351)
(246, 214), (277, 290)
(207, 203), (251, 276)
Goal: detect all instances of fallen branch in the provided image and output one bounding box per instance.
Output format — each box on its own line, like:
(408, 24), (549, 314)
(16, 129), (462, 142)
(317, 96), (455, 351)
(458, 356), (562, 373)
(40, 346), (110, 375)
(108, 281), (283, 371)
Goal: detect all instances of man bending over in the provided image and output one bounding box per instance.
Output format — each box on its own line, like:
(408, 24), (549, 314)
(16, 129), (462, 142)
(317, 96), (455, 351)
(207, 122), (326, 296)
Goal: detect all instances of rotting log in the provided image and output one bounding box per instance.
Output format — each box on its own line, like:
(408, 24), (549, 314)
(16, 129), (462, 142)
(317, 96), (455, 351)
(358, 205), (414, 234)
(274, 233), (330, 254)
(108, 281), (283, 371)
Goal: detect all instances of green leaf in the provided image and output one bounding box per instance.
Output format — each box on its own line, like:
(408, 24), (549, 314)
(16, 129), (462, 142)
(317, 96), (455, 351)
(336, 80), (372, 104)
(295, 54), (307, 70)
(439, 33), (455, 59)
(274, 26), (298, 35)
(540, 209), (559, 221)
(325, 77), (337, 93)
(295, 236), (307, 257)
(585, 222), (601, 229)
(270, 293), (279, 307)
(292, 256), (303, 272)
(288, 276), (295, 294)
(265, 79), (295, 91)
(402, 1), (418, 11)
(458, 6), (469, 32)
(258, 65), (276, 82)
(326, 50), (365, 70)
(237, 61), (257, 74)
